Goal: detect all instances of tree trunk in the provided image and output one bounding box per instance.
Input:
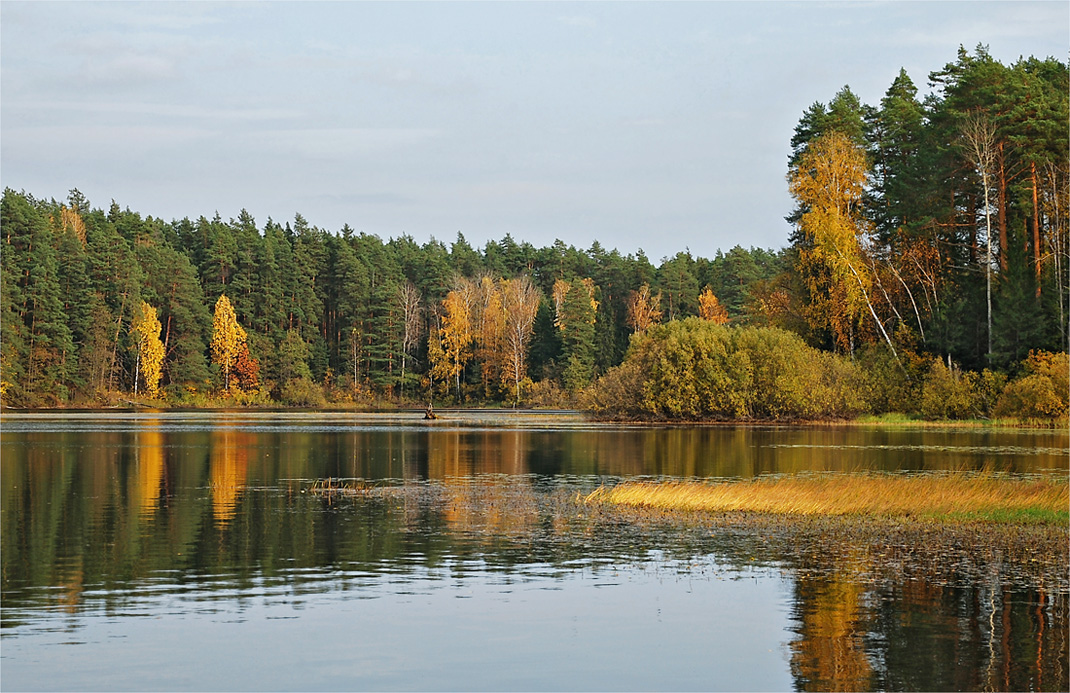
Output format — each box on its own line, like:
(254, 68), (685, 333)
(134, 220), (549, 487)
(982, 171), (993, 359)
(1032, 161), (1042, 297)
(997, 142), (1008, 272)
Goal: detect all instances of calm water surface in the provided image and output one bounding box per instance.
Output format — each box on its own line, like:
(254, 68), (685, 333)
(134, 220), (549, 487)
(2, 411), (1067, 691)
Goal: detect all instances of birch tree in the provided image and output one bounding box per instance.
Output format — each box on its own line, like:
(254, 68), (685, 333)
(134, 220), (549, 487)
(698, 287), (730, 324)
(788, 130), (897, 358)
(500, 276), (540, 405)
(210, 294), (247, 391)
(627, 283), (663, 333)
(398, 281), (422, 398)
(130, 300), (165, 397)
(960, 109), (997, 358)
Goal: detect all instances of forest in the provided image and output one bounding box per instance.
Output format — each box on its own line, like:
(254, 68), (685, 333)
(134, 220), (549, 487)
(1, 46), (1067, 420)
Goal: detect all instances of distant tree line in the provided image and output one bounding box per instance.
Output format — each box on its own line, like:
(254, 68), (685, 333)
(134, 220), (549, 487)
(0, 185), (784, 407)
(1, 46), (1066, 418)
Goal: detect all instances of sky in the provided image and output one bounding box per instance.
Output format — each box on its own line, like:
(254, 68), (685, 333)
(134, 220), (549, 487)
(2, 2), (1067, 262)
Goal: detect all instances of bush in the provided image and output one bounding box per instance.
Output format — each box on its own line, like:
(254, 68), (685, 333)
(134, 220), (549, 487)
(278, 377), (327, 408)
(525, 378), (571, 409)
(856, 344), (923, 414)
(582, 357), (644, 416)
(919, 359), (976, 419)
(587, 319), (868, 421)
(995, 351), (1069, 420)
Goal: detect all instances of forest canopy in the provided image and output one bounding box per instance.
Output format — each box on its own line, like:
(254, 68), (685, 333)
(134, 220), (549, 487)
(1, 46), (1066, 420)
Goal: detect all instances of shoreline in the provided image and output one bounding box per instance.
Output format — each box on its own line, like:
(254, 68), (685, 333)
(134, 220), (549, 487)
(0, 404), (1064, 430)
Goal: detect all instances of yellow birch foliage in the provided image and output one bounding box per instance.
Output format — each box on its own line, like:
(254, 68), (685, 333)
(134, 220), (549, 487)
(131, 301), (165, 397)
(427, 327), (452, 396)
(627, 283), (663, 332)
(698, 287), (729, 324)
(551, 279), (570, 327)
(788, 130), (877, 352)
(500, 276), (540, 403)
(210, 294), (248, 391)
(476, 276), (506, 396)
(438, 284), (474, 394)
(58, 205), (87, 245)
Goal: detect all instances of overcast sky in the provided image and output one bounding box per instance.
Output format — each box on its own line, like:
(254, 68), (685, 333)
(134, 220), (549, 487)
(2, 2), (1067, 261)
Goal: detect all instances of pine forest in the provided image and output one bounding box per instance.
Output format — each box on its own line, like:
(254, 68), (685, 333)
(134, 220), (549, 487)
(2, 47), (1067, 420)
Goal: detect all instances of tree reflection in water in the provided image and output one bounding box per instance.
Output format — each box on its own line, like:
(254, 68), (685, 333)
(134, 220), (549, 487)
(789, 568), (1067, 692)
(1, 413), (1066, 691)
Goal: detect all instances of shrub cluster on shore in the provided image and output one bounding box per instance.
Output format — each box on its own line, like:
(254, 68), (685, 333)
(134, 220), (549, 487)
(584, 319), (1069, 423)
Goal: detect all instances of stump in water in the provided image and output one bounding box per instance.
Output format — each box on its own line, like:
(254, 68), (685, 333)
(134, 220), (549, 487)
(424, 404), (437, 420)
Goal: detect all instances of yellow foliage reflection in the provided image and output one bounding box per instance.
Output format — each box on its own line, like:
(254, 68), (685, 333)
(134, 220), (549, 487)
(415, 430), (537, 536)
(134, 424), (165, 521)
(790, 572), (874, 691)
(427, 431), (470, 479)
(440, 479), (539, 538)
(210, 430), (250, 524)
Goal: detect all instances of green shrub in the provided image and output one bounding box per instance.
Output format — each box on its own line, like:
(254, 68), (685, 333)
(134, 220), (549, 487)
(587, 319), (867, 420)
(278, 377), (327, 407)
(856, 344), (922, 414)
(919, 358), (976, 419)
(993, 351), (1068, 420)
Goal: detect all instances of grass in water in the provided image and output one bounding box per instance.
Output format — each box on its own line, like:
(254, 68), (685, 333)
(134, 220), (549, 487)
(584, 473), (1069, 524)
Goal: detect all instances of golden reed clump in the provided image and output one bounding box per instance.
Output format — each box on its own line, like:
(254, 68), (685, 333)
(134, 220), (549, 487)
(584, 473), (1068, 522)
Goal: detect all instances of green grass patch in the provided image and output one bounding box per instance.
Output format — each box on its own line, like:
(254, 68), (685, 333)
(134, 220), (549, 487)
(936, 506), (1070, 525)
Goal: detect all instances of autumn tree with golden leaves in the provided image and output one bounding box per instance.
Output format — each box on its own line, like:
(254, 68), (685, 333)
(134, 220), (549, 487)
(788, 130), (896, 357)
(433, 279), (475, 398)
(698, 287), (730, 324)
(130, 301), (165, 397)
(210, 294), (249, 392)
(627, 283), (663, 333)
(500, 276), (540, 405)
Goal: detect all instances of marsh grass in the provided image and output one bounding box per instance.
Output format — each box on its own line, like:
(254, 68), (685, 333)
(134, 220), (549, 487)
(849, 413), (1065, 429)
(309, 478), (381, 494)
(584, 473), (1069, 524)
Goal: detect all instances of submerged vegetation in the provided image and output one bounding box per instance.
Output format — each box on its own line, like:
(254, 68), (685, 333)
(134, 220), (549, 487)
(307, 476), (1069, 594)
(2, 47), (1067, 420)
(582, 473), (1070, 525)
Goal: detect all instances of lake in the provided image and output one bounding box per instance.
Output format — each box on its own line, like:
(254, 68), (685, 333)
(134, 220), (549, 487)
(2, 411), (1067, 691)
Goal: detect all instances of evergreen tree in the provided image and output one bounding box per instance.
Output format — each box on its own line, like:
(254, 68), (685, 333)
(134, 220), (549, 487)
(1, 191), (74, 401)
(558, 279), (598, 393)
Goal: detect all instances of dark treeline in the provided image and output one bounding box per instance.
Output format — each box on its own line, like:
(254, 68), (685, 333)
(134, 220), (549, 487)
(1, 46), (1067, 415)
(0, 184), (784, 407)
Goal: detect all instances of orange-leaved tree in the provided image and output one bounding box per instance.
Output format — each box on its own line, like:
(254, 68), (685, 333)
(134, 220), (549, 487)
(435, 279), (475, 398)
(698, 287), (730, 324)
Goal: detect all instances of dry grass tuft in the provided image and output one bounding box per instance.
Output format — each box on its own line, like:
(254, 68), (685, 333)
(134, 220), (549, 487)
(583, 473), (1069, 524)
